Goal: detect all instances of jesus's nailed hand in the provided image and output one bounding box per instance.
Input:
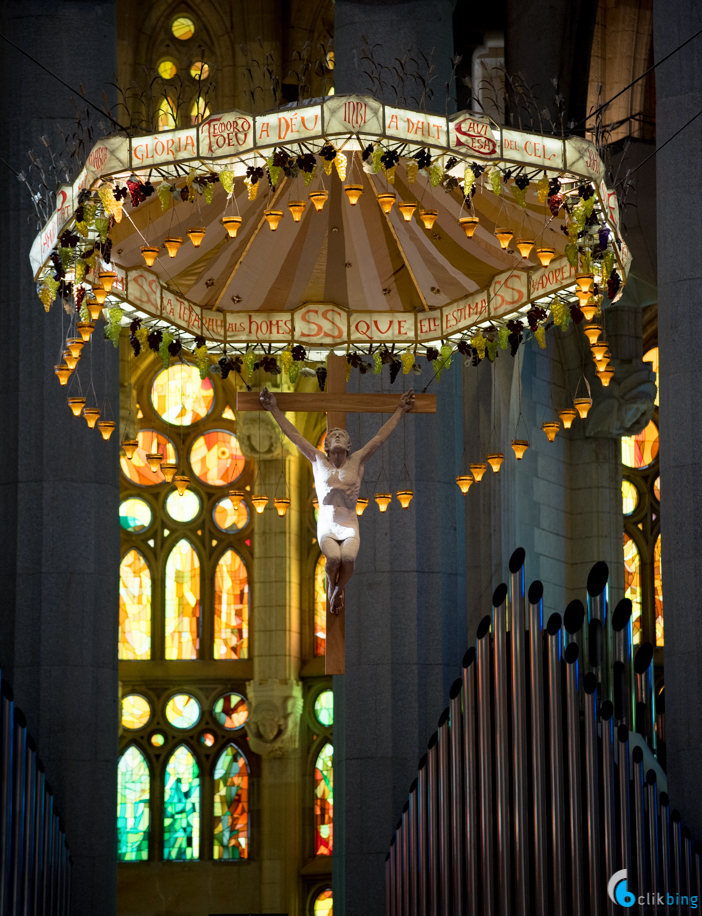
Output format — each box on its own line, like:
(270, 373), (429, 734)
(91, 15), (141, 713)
(399, 389), (415, 413)
(259, 386), (277, 411)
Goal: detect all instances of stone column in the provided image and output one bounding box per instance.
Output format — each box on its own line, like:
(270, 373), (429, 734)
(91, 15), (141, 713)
(0, 3), (119, 914)
(334, 361), (467, 915)
(237, 407), (304, 913)
(654, 0), (702, 836)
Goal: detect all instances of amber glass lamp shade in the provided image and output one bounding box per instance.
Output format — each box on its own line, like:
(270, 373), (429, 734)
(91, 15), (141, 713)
(97, 420), (115, 441)
(377, 193), (396, 214)
(583, 323), (602, 345)
(288, 201), (306, 222)
(574, 398), (592, 419)
(374, 493), (392, 512)
(559, 408), (577, 429)
(487, 452), (504, 473)
(91, 285), (108, 305)
(63, 351), (78, 371)
(580, 299), (598, 322)
(542, 421), (560, 442)
(511, 439), (529, 460)
(146, 452), (163, 473)
(98, 270), (117, 292)
(456, 474), (473, 494)
(419, 209), (438, 230)
(87, 300), (104, 321)
(470, 462), (487, 482)
(187, 227), (206, 248)
(591, 344), (608, 363)
(121, 439), (139, 460)
(83, 407), (100, 428)
(161, 463), (178, 483)
(536, 247), (556, 267)
(575, 273), (594, 293)
(174, 475), (190, 496)
(252, 494), (268, 513)
(228, 488), (245, 510)
(77, 321), (95, 341)
(140, 246), (160, 267)
(164, 237), (183, 258)
(264, 210), (283, 231)
(67, 396), (86, 417)
(274, 497), (291, 517)
(396, 489), (414, 509)
(494, 228), (513, 250)
(66, 337), (84, 359)
(458, 215), (479, 238)
(221, 216), (243, 238)
(398, 202), (417, 222)
(356, 497), (369, 516)
(309, 191), (328, 212)
(515, 238), (534, 259)
(598, 366), (614, 387)
(344, 185), (363, 205)
(54, 365), (71, 386)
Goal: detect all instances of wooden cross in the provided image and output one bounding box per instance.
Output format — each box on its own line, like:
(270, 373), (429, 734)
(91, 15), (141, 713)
(237, 354), (436, 674)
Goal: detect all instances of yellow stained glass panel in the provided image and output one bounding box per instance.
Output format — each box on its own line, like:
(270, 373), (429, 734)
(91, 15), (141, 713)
(654, 476), (660, 501)
(654, 534), (663, 646)
(621, 480), (638, 515)
(314, 554), (326, 656)
(624, 532), (642, 645)
(213, 745), (249, 860)
(119, 550), (151, 660)
(158, 59), (177, 80)
(151, 365), (214, 426)
(314, 889), (333, 915)
(171, 16), (195, 40)
(121, 694), (151, 730)
(190, 97), (210, 125)
(214, 550), (249, 659)
(622, 420), (659, 470)
(213, 497), (249, 533)
(165, 540), (200, 659)
(190, 431), (244, 486)
(157, 97), (177, 131)
(120, 431), (176, 487)
(643, 347), (659, 406)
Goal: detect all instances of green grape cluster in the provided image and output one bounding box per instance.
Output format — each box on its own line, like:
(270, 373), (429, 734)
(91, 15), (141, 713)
(159, 332), (174, 369)
(401, 351), (415, 374)
(487, 339), (498, 361)
(219, 171), (234, 194)
(157, 183), (171, 211)
(372, 147), (383, 173)
(565, 243), (579, 268)
(268, 158), (281, 187)
(195, 344), (209, 379)
(537, 177), (549, 203)
(534, 326), (547, 348)
(59, 247), (73, 269)
(106, 307), (124, 348)
(136, 327), (149, 350)
(472, 334), (487, 359)
(551, 300), (570, 331)
(583, 197), (595, 218)
(204, 183), (215, 205)
(303, 166), (317, 186)
(38, 285), (53, 311)
(244, 350), (256, 378)
(289, 362), (300, 384)
(489, 168), (501, 195)
(498, 327), (509, 350)
(429, 164), (443, 188)
(602, 251), (614, 280)
(80, 301), (90, 322)
(440, 344), (453, 367)
(464, 167), (475, 195)
(373, 351), (383, 374)
(512, 185), (527, 208)
(281, 347), (293, 376)
(75, 259), (87, 283)
(406, 159), (419, 183)
(94, 218), (110, 242)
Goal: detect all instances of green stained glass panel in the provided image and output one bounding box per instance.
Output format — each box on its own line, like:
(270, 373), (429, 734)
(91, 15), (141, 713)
(314, 690), (333, 727)
(315, 742), (333, 856)
(165, 694), (201, 729)
(117, 746), (150, 861)
(120, 498), (153, 532)
(213, 745), (249, 860)
(164, 745), (200, 860)
(213, 693), (248, 730)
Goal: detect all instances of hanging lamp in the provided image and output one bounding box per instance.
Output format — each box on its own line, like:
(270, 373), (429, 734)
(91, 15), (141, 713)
(515, 238), (534, 259)
(66, 338), (84, 360)
(458, 215), (479, 238)
(87, 298), (104, 321)
(174, 475), (190, 496)
(264, 210), (283, 231)
(374, 492), (392, 512)
(146, 451), (163, 473)
(187, 227), (206, 248)
(309, 190), (328, 212)
(251, 494), (268, 513)
(580, 297), (598, 322)
(494, 228), (513, 250)
(161, 462), (178, 483)
(396, 489), (413, 509)
(63, 351), (78, 371)
(583, 323), (602, 345)
(541, 421), (560, 442)
(456, 474), (474, 494)
(598, 366), (614, 387)
(67, 396), (86, 417)
(140, 246), (160, 267)
(377, 193), (396, 214)
(574, 398), (592, 419)
(398, 202), (417, 222)
(228, 488), (245, 510)
(77, 321), (95, 341)
(121, 439), (139, 460)
(274, 497), (291, 517)
(558, 408), (577, 429)
(91, 285), (108, 305)
(164, 237), (183, 258)
(536, 247), (556, 267)
(221, 216), (243, 238)
(487, 453), (504, 473)
(98, 270), (117, 292)
(419, 209), (438, 230)
(591, 344), (608, 363)
(575, 273), (594, 293)
(356, 497), (369, 516)
(344, 185), (363, 205)
(470, 462), (487, 482)
(97, 420), (116, 441)
(511, 439), (529, 460)
(288, 201), (306, 221)
(83, 407), (100, 428)
(54, 365), (71, 386)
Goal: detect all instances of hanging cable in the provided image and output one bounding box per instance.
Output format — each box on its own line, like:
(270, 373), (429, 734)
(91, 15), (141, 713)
(614, 106), (702, 186)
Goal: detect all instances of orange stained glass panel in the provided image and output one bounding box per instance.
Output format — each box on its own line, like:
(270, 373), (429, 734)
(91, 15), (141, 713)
(654, 534), (663, 646)
(121, 431), (176, 486)
(623, 532), (642, 645)
(165, 539), (200, 659)
(213, 745), (249, 860)
(314, 889), (333, 915)
(622, 420), (659, 470)
(190, 431), (244, 486)
(119, 550), (152, 660)
(214, 550), (249, 659)
(151, 365), (214, 426)
(314, 554), (326, 656)
(643, 347), (659, 406)
(314, 742), (333, 856)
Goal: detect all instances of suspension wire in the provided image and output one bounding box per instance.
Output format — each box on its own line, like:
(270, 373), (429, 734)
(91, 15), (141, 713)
(614, 105), (702, 186)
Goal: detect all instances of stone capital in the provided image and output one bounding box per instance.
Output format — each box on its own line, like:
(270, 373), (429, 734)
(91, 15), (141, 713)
(245, 679), (303, 757)
(585, 358), (656, 439)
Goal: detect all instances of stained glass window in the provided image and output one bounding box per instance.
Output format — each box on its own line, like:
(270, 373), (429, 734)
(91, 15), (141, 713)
(119, 550), (152, 660)
(314, 690), (333, 727)
(117, 747), (150, 861)
(190, 61), (210, 80)
(213, 745), (249, 860)
(164, 746), (200, 860)
(622, 421), (659, 470)
(165, 540), (200, 659)
(624, 533), (642, 645)
(190, 97), (211, 125)
(157, 59), (177, 80)
(654, 476), (660, 501)
(621, 480), (638, 516)
(314, 743), (333, 856)
(121, 430), (177, 487)
(213, 694), (248, 730)
(157, 97), (177, 131)
(314, 889), (333, 916)
(120, 498), (153, 533)
(214, 550), (249, 659)
(643, 347), (659, 406)
(200, 731), (216, 746)
(654, 534), (663, 646)
(151, 733), (165, 747)
(314, 554), (326, 656)
(213, 497), (250, 533)
(122, 694), (151, 730)
(165, 694), (201, 729)
(151, 366), (214, 426)
(165, 489), (201, 523)
(171, 16), (195, 40)
(190, 431), (244, 486)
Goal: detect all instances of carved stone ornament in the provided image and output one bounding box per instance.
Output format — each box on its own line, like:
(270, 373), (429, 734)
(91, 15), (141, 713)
(585, 360), (657, 439)
(236, 410), (287, 461)
(245, 679), (303, 757)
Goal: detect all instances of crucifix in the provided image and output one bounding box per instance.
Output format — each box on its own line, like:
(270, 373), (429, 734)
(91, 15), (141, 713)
(236, 354), (436, 674)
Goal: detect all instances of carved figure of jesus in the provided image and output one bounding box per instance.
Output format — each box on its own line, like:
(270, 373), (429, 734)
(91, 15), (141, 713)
(260, 386), (415, 613)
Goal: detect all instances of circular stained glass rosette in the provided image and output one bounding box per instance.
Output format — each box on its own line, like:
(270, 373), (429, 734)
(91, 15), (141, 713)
(151, 365), (214, 426)
(165, 489), (201, 523)
(654, 476), (660, 501)
(120, 430), (177, 486)
(165, 694), (201, 729)
(171, 15), (195, 39)
(119, 497), (153, 532)
(213, 497), (250, 533)
(213, 693), (248, 729)
(199, 731), (216, 746)
(314, 689), (334, 727)
(621, 480), (638, 516)
(150, 733), (165, 747)
(190, 431), (244, 486)
(121, 694), (151, 730)
(622, 420), (659, 470)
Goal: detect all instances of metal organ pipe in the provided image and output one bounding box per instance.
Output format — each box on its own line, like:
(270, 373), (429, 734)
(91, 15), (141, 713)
(0, 680), (14, 916)
(583, 673), (602, 916)
(631, 747), (646, 907)
(565, 643), (584, 916)
(645, 770), (659, 911)
(409, 778), (419, 916)
(418, 755), (428, 916)
(437, 708), (452, 914)
(509, 548), (529, 916)
(634, 642), (656, 752)
(617, 726), (632, 885)
(402, 803), (410, 916)
(21, 735), (37, 916)
(492, 583), (511, 916)
(462, 648), (479, 916)
(476, 615), (494, 916)
(449, 679), (465, 916)
(660, 794), (671, 916)
(427, 732), (440, 916)
(611, 599), (634, 729)
(528, 581), (548, 916)
(601, 702), (617, 916)
(10, 710), (28, 915)
(587, 562), (610, 697)
(547, 612), (567, 916)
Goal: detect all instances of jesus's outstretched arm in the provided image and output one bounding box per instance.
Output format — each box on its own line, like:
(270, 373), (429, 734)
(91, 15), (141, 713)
(355, 389), (414, 464)
(260, 387), (322, 464)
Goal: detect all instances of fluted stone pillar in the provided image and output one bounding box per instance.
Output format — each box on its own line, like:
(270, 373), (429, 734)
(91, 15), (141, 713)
(654, 0), (702, 837)
(0, 3), (119, 914)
